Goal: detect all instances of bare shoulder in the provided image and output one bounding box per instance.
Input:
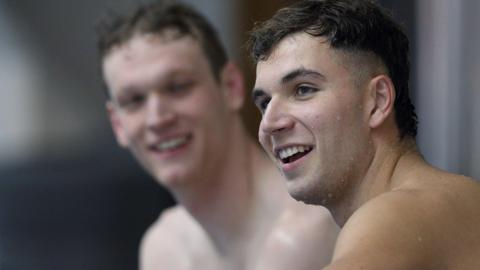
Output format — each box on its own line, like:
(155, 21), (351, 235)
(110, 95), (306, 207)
(139, 206), (207, 270)
(140, 205), (194, 249)
(253, 202), (339, 270)
(277, 201), (339, 242)
(331, 175), (480, 270)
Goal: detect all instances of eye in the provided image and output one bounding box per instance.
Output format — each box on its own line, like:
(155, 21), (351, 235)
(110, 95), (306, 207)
(253, 96), (271, 114)
(166, 80), (194, 95)
(259, 97), (271, 113)
(117, 93), (146, 111)
(252, 89), (271, 114)
(294, 85), (318, 99)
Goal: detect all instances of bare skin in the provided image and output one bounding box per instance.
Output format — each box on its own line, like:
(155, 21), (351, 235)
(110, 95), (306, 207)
(253, 32), (480, 270)
(103, 34), (339, 270)
(140, 145), (339, 270)
(327, 149), (480, 270)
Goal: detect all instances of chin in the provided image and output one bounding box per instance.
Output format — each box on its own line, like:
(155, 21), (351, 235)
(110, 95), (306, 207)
(288, 191), (321, 206)
(151, 169), (189, 189)
(286, 183), (316, 205)
(286, 179), (334, 206)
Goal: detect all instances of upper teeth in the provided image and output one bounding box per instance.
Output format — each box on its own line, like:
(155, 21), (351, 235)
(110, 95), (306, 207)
(278, 146), (311, 159)
(158, 136), (188, 151)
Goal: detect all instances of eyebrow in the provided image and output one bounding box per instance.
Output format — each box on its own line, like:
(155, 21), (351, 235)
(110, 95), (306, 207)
(281, 67), (326, 84)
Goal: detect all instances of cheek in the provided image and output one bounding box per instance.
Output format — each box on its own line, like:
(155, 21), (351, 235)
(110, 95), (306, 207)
(258, 129), (272, 154)
(122, 114), (145, 141)
(301, 106), (332, 133)
(182, 88), (223, 117)
(300, 104), (354, 145)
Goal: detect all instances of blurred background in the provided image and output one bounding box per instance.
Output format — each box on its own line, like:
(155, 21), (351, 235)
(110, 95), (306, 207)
(0, 0), (478, 269)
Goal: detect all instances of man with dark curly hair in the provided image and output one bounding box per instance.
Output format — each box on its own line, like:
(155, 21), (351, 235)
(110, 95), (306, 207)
(249, 0), (480, 269)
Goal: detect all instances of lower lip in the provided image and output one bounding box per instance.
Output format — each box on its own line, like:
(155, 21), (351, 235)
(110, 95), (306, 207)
(280, 151), (311, 174)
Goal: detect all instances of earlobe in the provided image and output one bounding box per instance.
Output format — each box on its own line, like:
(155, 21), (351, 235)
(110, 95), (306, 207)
(220, 62), (245, 111)
(368, 75), (395, 128)
(106, 101), (129, 148)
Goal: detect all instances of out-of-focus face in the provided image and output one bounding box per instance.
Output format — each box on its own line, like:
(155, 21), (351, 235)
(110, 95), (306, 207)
(102, 34), (239, 189)
(253, 33), (374, 206)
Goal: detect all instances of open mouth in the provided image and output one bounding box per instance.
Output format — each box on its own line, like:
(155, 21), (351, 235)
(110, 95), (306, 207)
(151, 134), (192, 152)
(277, 145), (313, 164)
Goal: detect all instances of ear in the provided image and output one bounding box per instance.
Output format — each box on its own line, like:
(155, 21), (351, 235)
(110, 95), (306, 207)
(220, 62), (245, 111)
(366, 75), (395, 129)
(106, 101), (129, 148)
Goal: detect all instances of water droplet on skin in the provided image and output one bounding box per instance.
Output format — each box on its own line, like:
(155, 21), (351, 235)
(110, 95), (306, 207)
(336, 115), (341, 121)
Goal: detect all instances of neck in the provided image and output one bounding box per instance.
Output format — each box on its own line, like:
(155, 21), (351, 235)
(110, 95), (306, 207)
(171, 117), (263, 255)
(330, 137), (420, 226)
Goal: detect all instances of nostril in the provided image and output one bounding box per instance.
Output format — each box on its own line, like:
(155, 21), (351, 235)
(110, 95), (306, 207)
(146, 110), (176, 130)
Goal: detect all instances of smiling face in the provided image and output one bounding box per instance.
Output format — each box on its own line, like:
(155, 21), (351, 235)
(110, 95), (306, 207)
(102, 34), (240, 189)
(253, 33), (375, 205)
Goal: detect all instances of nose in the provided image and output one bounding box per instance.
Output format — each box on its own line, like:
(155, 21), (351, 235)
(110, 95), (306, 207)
(145, 93), (176, 130)
(259, 98), (294, 136)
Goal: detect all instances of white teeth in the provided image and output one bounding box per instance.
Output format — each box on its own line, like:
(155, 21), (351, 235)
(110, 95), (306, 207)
(278, 146), (312, 159)
(157, 136), (188, 151)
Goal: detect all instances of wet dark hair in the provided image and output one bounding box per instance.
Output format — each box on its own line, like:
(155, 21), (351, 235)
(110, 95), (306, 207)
(96, 0), (227, 81)
(248, 0), (417, 139)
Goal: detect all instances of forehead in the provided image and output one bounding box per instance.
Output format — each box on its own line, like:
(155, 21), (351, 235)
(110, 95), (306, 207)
(102, 34), (211, 91)
(254, 33), (350, 89)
